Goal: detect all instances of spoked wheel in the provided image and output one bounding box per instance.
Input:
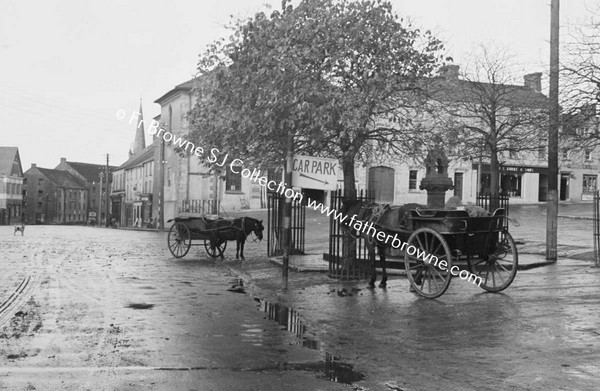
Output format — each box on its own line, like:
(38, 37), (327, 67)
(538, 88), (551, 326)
(469, 230), (518, 292)
(167, 222), (191, 258)
(204, 239), (227, 259)
(404, 228), (453, 299)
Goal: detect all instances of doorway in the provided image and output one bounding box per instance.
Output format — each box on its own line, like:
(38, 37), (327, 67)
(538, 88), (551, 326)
(538, 174), (548, 202)
(368, 166), (395, 203)
(560, 173), (570, 201)
(453, 172), (463, 200)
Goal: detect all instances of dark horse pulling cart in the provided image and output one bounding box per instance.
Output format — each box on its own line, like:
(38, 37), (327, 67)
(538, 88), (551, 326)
(342, 201), (518, 299)
(167, 215), (264, 260)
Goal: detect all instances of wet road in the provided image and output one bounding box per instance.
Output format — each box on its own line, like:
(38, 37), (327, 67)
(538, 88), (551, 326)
(0, 226), (346, 390)
(1, 202), (599, 390)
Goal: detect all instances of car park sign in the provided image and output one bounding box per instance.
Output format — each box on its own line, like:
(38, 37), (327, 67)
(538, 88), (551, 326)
(292, 155), (341, 190)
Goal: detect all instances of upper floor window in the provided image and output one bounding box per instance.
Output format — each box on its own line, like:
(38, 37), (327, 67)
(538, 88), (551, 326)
(38, 178), (44, 187)
(226, 166), (242, 192)
(408, 170), (418, 190)
(585, 149), (593, 161)
(562, 148), (570, 160)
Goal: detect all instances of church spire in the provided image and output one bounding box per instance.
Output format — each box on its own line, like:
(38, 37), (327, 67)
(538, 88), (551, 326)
(132, 99), (146, 155)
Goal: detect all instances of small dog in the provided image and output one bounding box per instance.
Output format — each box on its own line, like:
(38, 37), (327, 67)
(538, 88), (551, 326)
(14, 224), (25, 236)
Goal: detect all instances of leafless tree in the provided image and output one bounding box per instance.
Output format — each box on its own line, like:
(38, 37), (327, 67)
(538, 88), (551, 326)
(429, 45), (548, 202)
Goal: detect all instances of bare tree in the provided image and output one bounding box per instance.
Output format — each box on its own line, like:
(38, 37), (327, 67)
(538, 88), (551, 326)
(429, 45), (548, 203)
(561, 5), (600, 151)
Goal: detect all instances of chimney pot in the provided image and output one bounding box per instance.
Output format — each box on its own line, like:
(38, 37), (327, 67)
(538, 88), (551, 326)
(60, 157), (66, 163)
(523, 72), (542, 93)
(31, 163), (36, 168)
(439, 64), (460, 80)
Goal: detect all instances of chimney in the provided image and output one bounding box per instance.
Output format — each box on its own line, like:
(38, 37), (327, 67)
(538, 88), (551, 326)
(31, 163), (36, 168)
(439, 64), (460, 80)
(60, 157), (67, 164)
(524, 72), (542, 93)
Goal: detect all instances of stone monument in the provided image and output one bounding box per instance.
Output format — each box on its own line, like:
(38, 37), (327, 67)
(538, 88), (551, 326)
(420, 147), (454, 208)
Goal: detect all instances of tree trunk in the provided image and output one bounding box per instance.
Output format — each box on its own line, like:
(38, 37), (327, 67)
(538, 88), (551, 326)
(341, 153), (357, 277)
(490, 149), (500, 210)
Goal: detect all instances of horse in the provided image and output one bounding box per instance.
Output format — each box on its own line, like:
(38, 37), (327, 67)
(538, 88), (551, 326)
(206, 217), (264, 260)
(340, 199), (426, 288)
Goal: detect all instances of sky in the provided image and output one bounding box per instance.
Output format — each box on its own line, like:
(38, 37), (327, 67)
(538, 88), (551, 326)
(0, 0), (595, 170)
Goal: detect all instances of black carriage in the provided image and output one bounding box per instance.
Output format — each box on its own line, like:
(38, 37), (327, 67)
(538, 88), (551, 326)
(166, 215), (228, 259)
(399, 207), (517, 299)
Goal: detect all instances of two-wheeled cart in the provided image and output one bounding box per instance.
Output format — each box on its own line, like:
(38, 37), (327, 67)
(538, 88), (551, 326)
(166, 216), (227, 259)
(399, 208), (518, 299)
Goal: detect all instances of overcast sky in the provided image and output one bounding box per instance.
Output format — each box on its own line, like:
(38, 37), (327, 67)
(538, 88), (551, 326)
(0, 0), (594, 170)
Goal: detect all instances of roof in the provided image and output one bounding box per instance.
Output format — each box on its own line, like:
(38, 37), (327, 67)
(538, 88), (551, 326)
(154, 79), (194, 105)
(62, 161), (117, 182)
(115, 144), (156, 171)
(37, 168), (87, 188)
(427, 77), (549, 109)
(0, 147), (21, 177)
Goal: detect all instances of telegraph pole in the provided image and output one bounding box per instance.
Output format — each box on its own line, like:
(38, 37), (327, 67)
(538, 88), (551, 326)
(158, 138), (165, 231)
(546, 0), (559, 261)
(105, 154), (111, 227)
(282, 130), (293, 290)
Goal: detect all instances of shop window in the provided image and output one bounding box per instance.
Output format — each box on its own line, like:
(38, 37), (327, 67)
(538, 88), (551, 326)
(501, 174), (522, 197)
(408, 170), (418, 190)
(583, 175), (597, 193)
(226, 166), (242, 192)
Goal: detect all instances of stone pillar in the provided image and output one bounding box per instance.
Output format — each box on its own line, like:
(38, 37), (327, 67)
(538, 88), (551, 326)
(419, 148), (454, 208)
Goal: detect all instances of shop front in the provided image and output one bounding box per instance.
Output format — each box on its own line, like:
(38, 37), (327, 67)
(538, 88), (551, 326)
(474, 164), (548, 204)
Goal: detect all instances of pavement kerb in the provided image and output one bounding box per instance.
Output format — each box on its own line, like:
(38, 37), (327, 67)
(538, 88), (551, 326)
(558, 215), (594, 220)
(265, 252), (565, 273)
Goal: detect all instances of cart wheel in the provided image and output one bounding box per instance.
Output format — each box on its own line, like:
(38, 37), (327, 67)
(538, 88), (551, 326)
(404, 228), (453, 299)
(204, 239), (227, 259)
(167, 222), (191, 258)
(469, 230), (518, 292)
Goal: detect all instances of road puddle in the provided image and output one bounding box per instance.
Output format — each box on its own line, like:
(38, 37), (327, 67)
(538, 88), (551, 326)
(255, 298), (365, 385)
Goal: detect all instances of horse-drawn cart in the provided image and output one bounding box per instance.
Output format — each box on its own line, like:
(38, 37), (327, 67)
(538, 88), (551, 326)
(343, 199), (518, 299)
(401, 207), (518, 299)
(167, 215), (264, 260)
(167, 216), (228, 258)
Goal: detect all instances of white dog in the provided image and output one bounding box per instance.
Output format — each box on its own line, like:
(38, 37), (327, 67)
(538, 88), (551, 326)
(14, 223), (25, 236)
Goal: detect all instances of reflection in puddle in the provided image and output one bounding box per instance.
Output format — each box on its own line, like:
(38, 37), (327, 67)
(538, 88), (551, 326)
(256, 298), (365, 384)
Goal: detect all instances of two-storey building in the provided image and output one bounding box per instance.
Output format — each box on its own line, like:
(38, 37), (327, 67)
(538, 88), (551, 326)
(0, 147), (24, 225)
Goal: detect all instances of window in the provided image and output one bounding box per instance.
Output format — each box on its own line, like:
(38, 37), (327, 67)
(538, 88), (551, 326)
(538, 142), (546, 159)
(38, 189), (43, 196)
(509, 141), (517, 159)
(409, 170), (418, 190)
(226, 166), (242, 192)
(23, 178), (27, 185)
(585, 149), (593, 161)
(38, 178), (43, 186)
(167, 167), (172, 187)
(562, 148), (570, 160)
(583, 175), (597, 193)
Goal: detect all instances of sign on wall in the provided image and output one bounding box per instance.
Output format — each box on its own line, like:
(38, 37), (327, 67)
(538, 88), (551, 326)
(292, 155), (341, 190)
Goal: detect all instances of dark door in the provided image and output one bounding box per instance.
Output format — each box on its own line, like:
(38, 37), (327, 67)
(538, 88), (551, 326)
(453, 172), (463, 200)
(368, 166), (395, 203)
(560, 174), (570, 201)
(538, 174), (548, 202)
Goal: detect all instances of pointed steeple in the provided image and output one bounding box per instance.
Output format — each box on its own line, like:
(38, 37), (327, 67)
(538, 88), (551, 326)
(132, 99), (146, 155)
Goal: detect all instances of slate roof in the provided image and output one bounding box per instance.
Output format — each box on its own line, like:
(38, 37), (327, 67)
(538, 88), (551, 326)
(37, 168), (87, 189)
(426, 77), (549, 109)
(0, 147), (21, 177)
(154, 79), (194, 105)
(115, 144), (155, 171)
(62, 161), (117, 182)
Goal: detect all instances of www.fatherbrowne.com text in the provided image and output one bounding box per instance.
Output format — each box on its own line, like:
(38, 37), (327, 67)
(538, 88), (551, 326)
(117, 109), (482, 286)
